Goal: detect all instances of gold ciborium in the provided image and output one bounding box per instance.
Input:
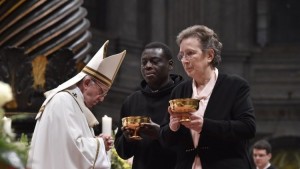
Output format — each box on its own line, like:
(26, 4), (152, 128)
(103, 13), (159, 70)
(169, 98), (200, 122)
(122, 116), (151, 140)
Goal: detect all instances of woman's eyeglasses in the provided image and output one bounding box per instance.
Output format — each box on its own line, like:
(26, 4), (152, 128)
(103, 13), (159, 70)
(177, 53), (193, 61)
(177, 49), (210, 61)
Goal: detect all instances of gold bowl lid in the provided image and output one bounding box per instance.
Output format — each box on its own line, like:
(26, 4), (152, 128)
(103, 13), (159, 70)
(122, 116), (150, 128)
(169, 98), (200, 113)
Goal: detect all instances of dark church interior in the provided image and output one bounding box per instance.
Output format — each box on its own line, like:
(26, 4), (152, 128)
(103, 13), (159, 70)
(0, 0), (299, 168)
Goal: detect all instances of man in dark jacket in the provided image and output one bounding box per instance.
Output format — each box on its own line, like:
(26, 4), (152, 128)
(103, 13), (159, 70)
(114, 42), (183, 169)
(252, 139), (277, 169)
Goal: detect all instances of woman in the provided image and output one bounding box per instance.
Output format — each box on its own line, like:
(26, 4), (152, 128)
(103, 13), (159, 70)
(160, 25), (256, 169)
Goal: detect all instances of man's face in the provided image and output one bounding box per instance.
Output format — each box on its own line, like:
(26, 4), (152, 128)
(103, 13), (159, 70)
(83, 78), (109, 108)
(253, 149), (272, 169)
(140, 48), (170, 87)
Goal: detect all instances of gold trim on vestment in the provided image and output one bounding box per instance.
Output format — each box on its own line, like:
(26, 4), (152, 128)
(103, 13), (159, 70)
(82, 66), (111, 87)
(93, 138), (100, 169)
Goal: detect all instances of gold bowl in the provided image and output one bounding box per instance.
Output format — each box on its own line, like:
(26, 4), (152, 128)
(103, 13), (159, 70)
(122, 116), (150, 140)
(169, 98), (200, 122)
(122, 116), (150, 128)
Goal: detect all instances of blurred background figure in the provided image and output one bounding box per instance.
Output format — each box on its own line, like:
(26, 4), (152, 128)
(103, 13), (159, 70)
(252, 139), (277, 169)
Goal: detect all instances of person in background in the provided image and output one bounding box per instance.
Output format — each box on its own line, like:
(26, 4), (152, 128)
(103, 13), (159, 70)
(160, 25), (256, 169)
(27, 41), (126, 169)
(252, 139), (277, 169)
(114, 42), (184, 169)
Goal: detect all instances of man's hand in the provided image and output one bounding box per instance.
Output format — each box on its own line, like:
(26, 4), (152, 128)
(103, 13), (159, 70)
(99, 134), (114, 151)
(121, 126), (137, 141)
(139, 120), (160, 140)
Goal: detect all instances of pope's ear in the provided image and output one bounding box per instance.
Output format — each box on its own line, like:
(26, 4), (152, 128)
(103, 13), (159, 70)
(82, 77), (91, 87)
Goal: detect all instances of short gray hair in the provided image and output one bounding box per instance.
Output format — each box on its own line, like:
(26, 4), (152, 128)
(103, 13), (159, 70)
(176, 25), (222, 67)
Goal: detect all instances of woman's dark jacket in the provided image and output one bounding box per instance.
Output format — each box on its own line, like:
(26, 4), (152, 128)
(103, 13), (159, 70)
(114, 74), (183, 169)
(160, 73), (256, 169)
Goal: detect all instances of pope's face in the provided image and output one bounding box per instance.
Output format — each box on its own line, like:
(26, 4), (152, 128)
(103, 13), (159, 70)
(253, 149), (272, 169)
(83, 78), (109, 108)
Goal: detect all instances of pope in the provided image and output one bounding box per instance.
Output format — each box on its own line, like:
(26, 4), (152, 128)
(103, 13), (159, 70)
(27, 41), (126, 169)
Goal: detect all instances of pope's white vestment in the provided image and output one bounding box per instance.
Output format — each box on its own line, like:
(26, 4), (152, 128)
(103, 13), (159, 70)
(27, 87), (110, 169)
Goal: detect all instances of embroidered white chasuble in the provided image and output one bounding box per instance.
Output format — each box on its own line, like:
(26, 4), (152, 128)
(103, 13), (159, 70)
(27, 86), (110, 169)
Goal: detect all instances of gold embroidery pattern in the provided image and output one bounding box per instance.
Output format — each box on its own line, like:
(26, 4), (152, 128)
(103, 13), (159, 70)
(93, 138), (100, 169)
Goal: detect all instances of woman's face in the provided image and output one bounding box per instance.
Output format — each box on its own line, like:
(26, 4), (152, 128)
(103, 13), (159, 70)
(178, 37), (212, 79)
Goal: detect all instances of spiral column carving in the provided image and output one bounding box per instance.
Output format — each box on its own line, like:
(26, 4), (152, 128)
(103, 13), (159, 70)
(0, 0), (92, 112)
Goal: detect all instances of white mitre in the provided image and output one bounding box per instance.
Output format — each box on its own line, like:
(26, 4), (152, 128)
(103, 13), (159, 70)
(36, 40), (126, 119)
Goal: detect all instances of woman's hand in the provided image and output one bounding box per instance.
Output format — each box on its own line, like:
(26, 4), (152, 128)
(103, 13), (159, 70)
(168, 106), (181, 132)
(181, 113), (203, 133)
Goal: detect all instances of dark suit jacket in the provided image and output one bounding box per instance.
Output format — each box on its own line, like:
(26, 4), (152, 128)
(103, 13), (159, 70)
(267, 165), (277, 169)
(160, 73), (256, 169)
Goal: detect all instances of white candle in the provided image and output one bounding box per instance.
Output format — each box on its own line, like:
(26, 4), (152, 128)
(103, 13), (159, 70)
(102, 115), (112, 136)
(3, 116), (12, 134)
